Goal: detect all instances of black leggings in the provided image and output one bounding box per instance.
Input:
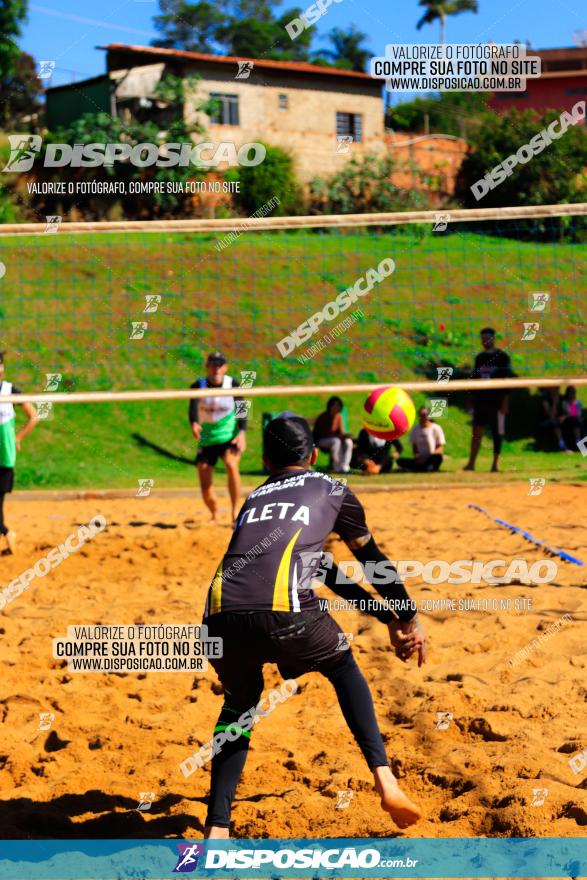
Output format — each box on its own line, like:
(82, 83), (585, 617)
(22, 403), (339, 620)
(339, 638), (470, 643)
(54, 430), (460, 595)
(0, 493), (7, 536)
(487, 420), (503, 457)
(205, 650), (388, 828)
(397, 453), (443, 472)
(474, 408), (503, 456)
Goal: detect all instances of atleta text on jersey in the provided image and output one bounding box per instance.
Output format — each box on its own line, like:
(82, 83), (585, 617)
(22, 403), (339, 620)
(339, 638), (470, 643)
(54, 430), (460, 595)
(205, 470), (370, 614)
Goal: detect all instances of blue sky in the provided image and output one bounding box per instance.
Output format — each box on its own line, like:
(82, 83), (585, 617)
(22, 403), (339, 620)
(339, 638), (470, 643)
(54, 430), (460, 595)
(21, 0), (587, 94)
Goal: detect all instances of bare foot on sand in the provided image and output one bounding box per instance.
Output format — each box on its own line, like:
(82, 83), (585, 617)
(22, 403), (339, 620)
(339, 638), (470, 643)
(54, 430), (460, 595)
(373, 766), (422, 829)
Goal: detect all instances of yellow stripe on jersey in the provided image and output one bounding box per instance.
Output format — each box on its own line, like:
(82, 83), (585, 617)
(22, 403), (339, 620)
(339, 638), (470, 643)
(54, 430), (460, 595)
(209, 561), (223, 615)
(272, 528), (302, 611)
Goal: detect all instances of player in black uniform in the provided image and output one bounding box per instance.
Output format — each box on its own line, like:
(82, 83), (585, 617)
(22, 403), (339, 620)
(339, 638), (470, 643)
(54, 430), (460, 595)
(201, 412), (426, 838)
(464, 327), (512, 473)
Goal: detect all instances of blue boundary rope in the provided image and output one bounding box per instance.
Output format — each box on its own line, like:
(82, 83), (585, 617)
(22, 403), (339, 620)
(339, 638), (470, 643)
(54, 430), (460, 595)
(468, 503), (584, 567)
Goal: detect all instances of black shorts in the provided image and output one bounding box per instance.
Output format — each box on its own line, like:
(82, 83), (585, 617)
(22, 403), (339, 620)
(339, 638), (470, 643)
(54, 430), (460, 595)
(473, 406), (499, 429)
(196, 441), (239, 467)
(203, 609), (347, 708)
(0, 468), (14, 494)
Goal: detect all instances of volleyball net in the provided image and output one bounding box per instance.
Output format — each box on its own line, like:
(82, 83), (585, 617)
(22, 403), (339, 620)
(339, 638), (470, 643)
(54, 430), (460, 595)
(0, 203), (585, 398)
(0, 204), (585, 488)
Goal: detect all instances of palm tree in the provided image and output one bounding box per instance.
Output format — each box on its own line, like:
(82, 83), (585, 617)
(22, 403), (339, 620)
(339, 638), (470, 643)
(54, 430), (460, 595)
(416, 0), (478, 45)
(317, 25), (371, 72)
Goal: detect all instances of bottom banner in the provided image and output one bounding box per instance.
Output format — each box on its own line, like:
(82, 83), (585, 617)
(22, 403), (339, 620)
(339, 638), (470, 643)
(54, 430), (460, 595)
(0, 837), (584, 879)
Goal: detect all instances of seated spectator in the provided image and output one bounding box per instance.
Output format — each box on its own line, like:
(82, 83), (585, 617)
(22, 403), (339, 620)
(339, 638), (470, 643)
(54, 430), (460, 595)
(397, 406), (445, 472)
(353, 430), (403, 475)
(560, 386), (583, 451)
(313, 396), (353, 474)
(537, 386), (567, 451)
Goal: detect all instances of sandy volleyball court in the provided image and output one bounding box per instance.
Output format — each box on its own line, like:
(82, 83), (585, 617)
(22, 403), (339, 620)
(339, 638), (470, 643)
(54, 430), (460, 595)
(0, 484), (585, 839)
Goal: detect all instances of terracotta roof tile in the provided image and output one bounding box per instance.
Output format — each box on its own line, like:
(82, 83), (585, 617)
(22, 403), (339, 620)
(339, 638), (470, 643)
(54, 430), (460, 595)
(102, 43), (373, 80)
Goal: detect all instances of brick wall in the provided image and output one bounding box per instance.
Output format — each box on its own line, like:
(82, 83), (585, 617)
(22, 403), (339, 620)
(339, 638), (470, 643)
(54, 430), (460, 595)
(385, 132), (468, 200)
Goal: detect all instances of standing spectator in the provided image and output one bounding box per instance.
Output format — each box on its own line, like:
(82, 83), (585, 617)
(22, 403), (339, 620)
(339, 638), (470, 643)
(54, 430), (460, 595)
(560, 386), (583, 451)
(464, 328), (512, 473)
(0, 352), (39, 554)
(313, 396), (353, 474)
(397, 407), (445, 472)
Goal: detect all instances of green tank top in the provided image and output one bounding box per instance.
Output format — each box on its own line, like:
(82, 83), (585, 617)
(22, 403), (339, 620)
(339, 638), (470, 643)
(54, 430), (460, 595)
(202, 410), (238, 446)
(197, 376), (239, 446)
(0, 382), (16, 468)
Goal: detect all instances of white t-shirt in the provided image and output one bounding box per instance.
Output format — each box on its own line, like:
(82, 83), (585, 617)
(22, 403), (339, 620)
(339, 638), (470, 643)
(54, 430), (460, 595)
(410, 422), (445, 457)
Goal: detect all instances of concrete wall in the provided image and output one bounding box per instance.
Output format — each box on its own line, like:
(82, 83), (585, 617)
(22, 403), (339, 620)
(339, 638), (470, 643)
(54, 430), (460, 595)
(183, 63), (385, 181)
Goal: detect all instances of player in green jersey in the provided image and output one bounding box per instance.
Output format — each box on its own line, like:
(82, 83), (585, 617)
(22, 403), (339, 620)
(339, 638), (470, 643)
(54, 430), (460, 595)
(0, 353), (38, 554)
(189, 352), (248, 524)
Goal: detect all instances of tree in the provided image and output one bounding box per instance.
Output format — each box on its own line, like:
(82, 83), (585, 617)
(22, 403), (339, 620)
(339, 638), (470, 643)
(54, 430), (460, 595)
(28, 75), (217, 219)
(316, 24), (371, 72)
(387, 91), (491, 137)
(216, 12), (312, 60)
(234, 143), (304, 215)
(457, 107), (587, 209)
(0, 51), (43, 128)
(152, 0), (312, 60)
(416, 0), (478, 44)
(153, 0), (225, 53)
(0, 0), (28, 80)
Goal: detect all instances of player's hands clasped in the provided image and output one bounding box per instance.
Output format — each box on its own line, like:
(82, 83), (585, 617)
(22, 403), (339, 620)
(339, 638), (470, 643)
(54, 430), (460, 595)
(387, 615), (427, 667)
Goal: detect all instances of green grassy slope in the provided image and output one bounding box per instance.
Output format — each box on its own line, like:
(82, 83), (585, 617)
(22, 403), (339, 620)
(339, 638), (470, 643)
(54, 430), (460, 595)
(0, 226), (585, 489)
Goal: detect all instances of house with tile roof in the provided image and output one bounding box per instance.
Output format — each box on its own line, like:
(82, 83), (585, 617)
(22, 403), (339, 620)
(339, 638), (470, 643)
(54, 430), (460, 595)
(46, 43), (386, 182)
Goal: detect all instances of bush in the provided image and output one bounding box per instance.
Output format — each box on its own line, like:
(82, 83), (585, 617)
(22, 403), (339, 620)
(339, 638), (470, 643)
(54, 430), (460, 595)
(2, 74), (221, 220)
(0, 142), (22, 222)
(457, 107), (587, 209)
(233, 144), (304, 216)
(308, 154), (430, 214)
(0, 189), (21, 223)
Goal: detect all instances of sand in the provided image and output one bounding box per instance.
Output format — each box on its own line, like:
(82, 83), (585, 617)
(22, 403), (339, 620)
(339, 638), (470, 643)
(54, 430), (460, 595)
(0, 483), (585, 840)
